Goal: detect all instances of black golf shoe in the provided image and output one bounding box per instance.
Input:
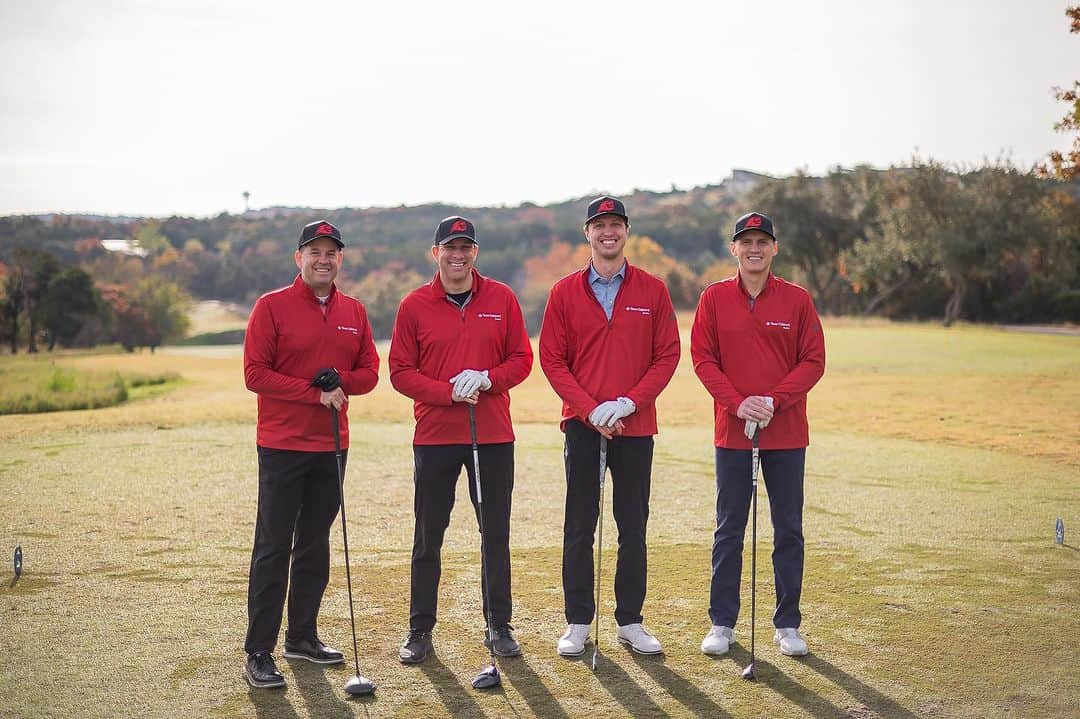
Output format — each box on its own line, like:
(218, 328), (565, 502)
(399, 628), (433, 665)
(244, 651), (285, 689)
(483, 624), (522, 657)
(283, 636), (345, 665)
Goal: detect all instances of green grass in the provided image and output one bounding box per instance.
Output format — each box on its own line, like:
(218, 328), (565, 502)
(0, 354), (182, 414)
(0, 321), (1078, 718)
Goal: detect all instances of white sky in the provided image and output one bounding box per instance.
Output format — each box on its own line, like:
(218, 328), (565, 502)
(1, 0), (1076, 217)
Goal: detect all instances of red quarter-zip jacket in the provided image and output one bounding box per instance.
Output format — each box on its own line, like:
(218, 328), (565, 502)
(691, 272), (825, 450)
(389, 269), (533, 445)
(539, 262), (680, 436)
(244, 275), (379, 451)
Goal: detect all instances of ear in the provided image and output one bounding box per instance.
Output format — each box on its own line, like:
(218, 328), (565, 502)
(729, 241), (738, 258)
(294, 249), (303, 269)
(431, 245), (439, 262)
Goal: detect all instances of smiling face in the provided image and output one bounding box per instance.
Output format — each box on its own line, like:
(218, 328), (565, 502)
(432, 237), (478, 293)
(584, 214), (629, 264)
(294, 237), (342, 296)
(730, 229), (778, 278)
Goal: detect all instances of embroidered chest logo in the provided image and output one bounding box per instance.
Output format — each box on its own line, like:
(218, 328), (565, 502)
(337, 325), (359, 334)
(765, 320), (791, 330)
(477, 312), (502, 321)
(624, 305), (651, 316)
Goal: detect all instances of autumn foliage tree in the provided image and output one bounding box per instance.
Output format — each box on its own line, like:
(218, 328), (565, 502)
(1039, 6), (1080, 181)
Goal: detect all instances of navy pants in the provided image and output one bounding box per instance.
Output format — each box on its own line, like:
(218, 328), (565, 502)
(562, 420), (654, 626)
(245, 446), (344, 655)
(409, 442), (515, 632)
(709, 447), (805, 629)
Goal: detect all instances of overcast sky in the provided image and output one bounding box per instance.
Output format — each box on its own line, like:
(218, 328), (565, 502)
(1, 0), (1076, 217)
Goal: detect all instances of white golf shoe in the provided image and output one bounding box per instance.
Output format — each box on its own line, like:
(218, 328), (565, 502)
(616, 623), (663, 655)
(556, 624), (590, 657)
(774, 627), (809, 656)
(700, 626), (734, 656)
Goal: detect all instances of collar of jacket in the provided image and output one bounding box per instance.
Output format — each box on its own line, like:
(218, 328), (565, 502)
(428, 268), (485, 298)
(577, 260), (636, 290)
(735, 270), (777, 300)
(291, 273), (338, 305)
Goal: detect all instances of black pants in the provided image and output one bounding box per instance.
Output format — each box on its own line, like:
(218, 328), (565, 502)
(562, 420), (654, 626)
(409, 442), (514, 632)
(244, 446), (344, 655)
(709, 447), (806, 629)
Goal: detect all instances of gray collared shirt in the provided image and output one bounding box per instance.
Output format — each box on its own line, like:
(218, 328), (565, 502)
(588, 261), (626, 320)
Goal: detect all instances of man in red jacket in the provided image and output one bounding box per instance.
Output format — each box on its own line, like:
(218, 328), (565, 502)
(389, 216), (533, 664)
(691, 211), (825, 659)
(241, 220), (380, 689)
(539, 196), (680, 657)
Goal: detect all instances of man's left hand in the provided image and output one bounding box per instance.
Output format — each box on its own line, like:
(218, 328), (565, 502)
(449, 369), (491, 398)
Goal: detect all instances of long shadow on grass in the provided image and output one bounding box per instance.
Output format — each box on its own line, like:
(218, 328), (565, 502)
(248, 687), (301, 719)
(629, 653), (732, 718)
(594, 654), (670, 718)
(725, 645), (845, 719)
(288, 660), (373, 718)
(418, 653), (495, 717)
(499, 655), (570, 719)
(802, 654), (917, 719)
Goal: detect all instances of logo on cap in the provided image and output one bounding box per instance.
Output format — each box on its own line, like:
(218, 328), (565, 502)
(598, 199), (615, 213)
(745, 215), (763, 229)
(451, 220), (468, 233)
(316, 223), (335, 236)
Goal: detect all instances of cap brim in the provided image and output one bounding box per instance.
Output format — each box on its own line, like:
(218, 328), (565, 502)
(732, 228), (775, 241)
(299, 234), (344, 248)
(585, 212), (629, 225)
(436, 234), (478, 245)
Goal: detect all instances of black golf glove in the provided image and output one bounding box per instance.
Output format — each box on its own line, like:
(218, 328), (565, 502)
(311, 367), (341, 392)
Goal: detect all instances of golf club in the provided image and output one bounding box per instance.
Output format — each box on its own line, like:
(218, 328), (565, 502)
(331, 407), (376, 697)
(468, 403), (502, 690)
(591, 435), (608, 671)
(741, 427), (760, 681)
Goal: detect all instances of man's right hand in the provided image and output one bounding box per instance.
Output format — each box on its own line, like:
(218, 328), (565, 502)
(452, 391), (479, 405)
(591, 419), (625, 439)
(320, 387), (347, 410)
(737, 395), (775, 423)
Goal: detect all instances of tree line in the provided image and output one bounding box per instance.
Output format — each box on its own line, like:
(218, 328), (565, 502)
(1, 159), (1077, 351)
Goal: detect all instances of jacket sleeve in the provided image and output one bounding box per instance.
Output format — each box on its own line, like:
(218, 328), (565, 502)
(487, 289), (534, 393)
(389, 296), (455, 406)
(340, 303), (379, 397)
(539, 286), (598, 422)
(243, 297), (322, 404)
(768, 293), (826, 411)
(690, 288), (746, 416)
(624, 282), (680, 410)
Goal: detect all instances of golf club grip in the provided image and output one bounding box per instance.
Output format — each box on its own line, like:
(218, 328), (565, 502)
(331, 406), (341, 454)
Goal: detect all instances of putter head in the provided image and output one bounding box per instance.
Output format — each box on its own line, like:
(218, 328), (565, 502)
(590, 650), (599, 671)
(344, 674), (375, 696)
(741, 662), (756, 681)
(471, 663), (501, 690)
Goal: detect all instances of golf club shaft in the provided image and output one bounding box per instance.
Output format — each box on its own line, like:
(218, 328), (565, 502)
(750, 429), (759, 666)
(593, 435), (608, 666)
(468, 404), (498, 667)
(332, 408), (362, 678)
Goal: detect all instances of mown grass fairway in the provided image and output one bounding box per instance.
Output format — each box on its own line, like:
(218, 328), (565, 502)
(1, 320), (1077, 718)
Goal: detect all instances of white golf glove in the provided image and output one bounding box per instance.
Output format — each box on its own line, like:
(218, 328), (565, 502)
(743, 396), (774, 439)
(449, 369), (491, 398)
(588, 396), (636, 428)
